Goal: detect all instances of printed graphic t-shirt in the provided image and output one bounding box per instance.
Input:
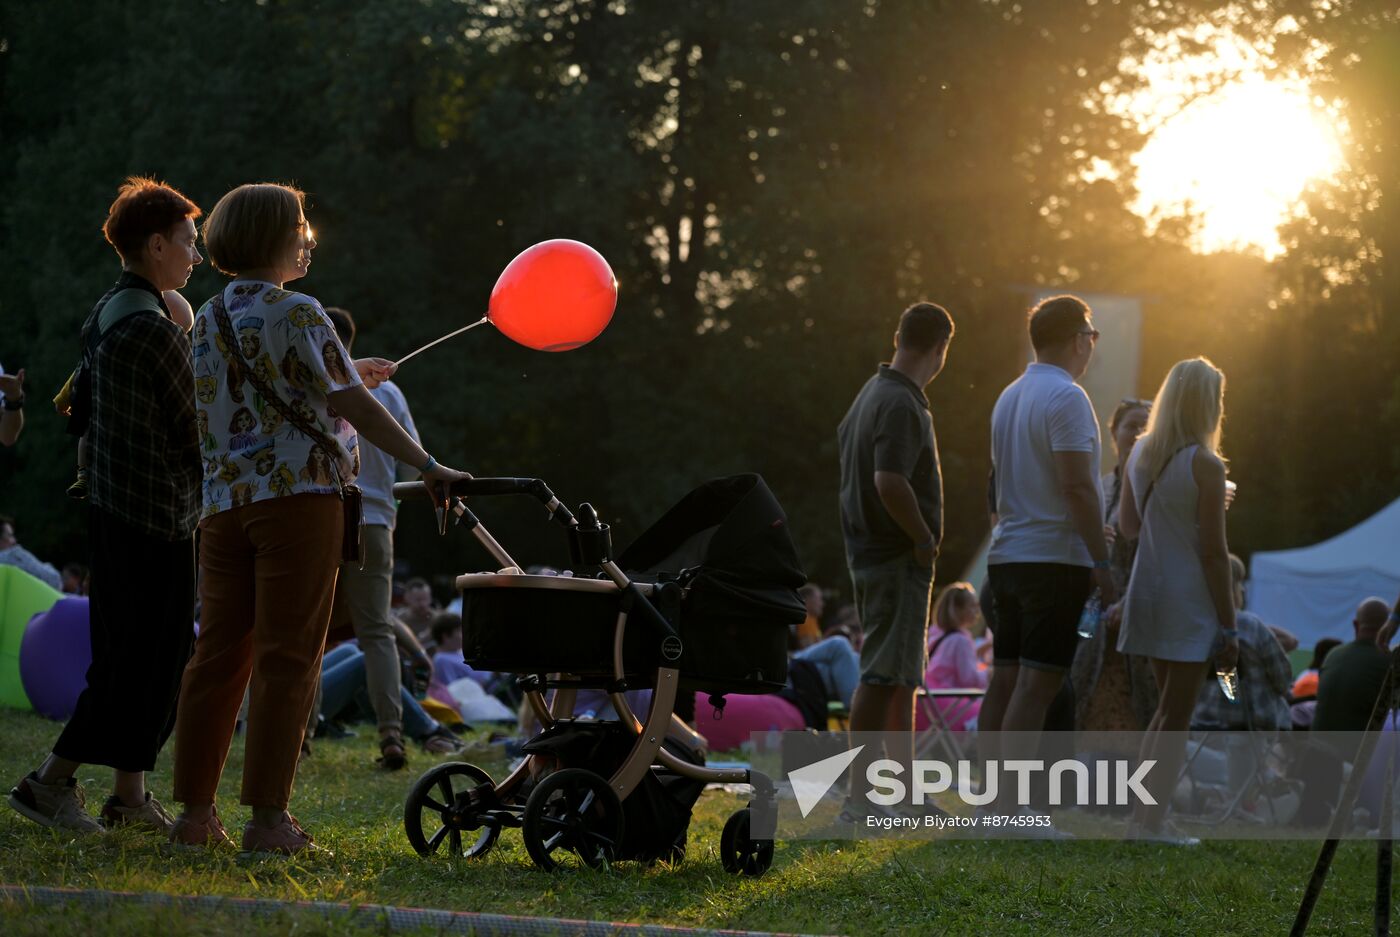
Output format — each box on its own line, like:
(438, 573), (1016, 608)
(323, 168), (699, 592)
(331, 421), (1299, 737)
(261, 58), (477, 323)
(192, 280), (362, 517)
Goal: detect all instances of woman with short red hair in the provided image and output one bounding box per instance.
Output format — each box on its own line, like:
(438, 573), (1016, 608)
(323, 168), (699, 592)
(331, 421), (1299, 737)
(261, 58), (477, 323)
(8, 177), (204, 834)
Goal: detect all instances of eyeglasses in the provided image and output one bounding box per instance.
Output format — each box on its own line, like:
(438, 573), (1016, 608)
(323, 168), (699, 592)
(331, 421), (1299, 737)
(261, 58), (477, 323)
(1078, 328), (1101, 341)
(1119, 397), (1151, 408)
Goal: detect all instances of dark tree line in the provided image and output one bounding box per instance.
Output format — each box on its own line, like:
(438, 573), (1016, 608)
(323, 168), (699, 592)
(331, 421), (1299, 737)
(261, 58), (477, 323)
(1, 0), (1395, 601)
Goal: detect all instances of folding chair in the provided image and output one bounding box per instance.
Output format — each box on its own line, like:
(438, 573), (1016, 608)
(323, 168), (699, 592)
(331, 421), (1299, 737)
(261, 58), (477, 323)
(1178, 688), (1300, 826)
(915, 687), (985, 764)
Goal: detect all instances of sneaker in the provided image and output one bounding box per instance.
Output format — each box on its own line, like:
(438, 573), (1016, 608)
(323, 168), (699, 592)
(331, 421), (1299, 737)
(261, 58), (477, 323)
(837, 798), (872, 825)
(313, 718), (356, 740)
(101, 793), (176, 834)
(419, 727), (466, 755)
(836, 798), (903, 824)
(7, 772), (103, 833)
(1128, 820), (1200, 847)
(240, 813), (331, 858)
(169, 806), (233, 849)
(66, 471), (89, 501)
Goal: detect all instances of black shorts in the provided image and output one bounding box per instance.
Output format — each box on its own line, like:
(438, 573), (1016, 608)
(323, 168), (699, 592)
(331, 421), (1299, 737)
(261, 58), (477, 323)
(987, 562), (1092, 672)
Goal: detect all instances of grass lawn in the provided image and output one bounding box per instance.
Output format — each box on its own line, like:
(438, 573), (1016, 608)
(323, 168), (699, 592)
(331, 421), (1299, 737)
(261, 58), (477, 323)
(0, 708), (1383, 935)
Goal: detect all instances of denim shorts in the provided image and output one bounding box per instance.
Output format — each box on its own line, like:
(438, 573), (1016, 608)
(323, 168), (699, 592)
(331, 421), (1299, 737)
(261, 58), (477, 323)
(850, 552), (933, 688)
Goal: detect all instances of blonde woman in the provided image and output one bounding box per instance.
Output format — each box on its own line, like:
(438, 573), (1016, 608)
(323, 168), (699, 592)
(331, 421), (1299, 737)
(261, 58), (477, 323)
(1116, 357), (1238, 844)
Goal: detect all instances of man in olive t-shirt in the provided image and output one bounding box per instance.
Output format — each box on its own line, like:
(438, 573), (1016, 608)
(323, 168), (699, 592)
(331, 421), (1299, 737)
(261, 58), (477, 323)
(836, 302), (953, 815)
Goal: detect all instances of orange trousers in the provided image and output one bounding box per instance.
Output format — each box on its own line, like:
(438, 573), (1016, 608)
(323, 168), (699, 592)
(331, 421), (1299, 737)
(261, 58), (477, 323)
(173, 493), (342, 809)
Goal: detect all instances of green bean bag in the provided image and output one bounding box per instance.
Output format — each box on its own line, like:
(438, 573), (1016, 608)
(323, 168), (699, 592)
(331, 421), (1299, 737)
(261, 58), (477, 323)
(0, 565), (63, 710)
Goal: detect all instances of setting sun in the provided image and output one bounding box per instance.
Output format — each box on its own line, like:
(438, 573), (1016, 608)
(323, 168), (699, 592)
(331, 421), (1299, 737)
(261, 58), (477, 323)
(1132, 78), (1343, 257)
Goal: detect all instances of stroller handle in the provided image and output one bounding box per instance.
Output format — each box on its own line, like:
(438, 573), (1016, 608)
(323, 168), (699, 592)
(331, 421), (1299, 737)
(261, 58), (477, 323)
(393, 478), (577, 528)
(393, 477), (549, 499)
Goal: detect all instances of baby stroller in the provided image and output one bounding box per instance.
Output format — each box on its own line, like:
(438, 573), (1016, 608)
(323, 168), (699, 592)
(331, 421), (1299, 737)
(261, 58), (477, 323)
(396, 473), (806, 875)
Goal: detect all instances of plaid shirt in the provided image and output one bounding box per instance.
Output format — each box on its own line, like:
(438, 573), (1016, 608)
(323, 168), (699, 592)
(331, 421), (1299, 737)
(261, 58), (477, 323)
(86, 273), (201, 540)
(1193, 611), (1294, 731)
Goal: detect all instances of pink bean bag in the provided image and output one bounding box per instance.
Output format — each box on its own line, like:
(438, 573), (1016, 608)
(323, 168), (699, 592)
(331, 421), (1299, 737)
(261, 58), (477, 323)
(693, 691), (804, 751)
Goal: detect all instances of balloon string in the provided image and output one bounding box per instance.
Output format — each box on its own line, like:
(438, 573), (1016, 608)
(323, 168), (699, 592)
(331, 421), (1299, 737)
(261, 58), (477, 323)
(393, 316), (490, 367)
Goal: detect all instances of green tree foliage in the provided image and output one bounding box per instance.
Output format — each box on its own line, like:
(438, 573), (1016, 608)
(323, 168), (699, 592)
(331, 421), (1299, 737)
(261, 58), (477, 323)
(0, 0), (1387, 604)
(1120, 0), (1400, 554)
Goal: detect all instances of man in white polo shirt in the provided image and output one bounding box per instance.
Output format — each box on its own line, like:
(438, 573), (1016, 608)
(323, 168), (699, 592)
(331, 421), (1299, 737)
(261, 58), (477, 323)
(980, 295), (1117, 824)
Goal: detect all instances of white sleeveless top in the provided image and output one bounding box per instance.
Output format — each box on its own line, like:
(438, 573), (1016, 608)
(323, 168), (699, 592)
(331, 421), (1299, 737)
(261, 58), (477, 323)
(1116, 443), (1220, 663)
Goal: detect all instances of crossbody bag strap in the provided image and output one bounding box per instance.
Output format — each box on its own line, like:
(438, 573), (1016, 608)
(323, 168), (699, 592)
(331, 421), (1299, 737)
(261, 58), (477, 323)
(1140, 445), (1190, 512)
(209, 292), (345, 489)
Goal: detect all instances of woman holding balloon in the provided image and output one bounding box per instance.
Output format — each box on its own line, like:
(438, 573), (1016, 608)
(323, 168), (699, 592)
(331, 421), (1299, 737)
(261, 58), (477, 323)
(170, 183), (470, 856)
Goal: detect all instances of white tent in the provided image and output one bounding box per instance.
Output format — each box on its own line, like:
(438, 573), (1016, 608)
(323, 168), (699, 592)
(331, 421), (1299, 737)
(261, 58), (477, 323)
(1247, 498), (1400, 646)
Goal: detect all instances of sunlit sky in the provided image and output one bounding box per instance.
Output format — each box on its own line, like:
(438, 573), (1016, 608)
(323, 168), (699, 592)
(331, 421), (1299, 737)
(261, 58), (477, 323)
(1115, 34), (1345, 258)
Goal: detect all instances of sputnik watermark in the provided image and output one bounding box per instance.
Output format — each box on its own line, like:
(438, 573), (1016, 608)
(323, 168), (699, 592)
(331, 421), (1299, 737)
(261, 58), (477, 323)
(785, 743), (1153, 819)
(786, 745), (1154, 818)
(864, 757), (1155, 810)
(747, 730), (1396, 840)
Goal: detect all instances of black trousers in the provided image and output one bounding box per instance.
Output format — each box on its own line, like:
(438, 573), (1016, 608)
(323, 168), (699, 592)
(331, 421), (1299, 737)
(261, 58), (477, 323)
(52, 507), (195, 773)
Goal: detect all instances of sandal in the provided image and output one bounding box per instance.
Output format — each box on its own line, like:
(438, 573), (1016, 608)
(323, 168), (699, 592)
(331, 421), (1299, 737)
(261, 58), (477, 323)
(376, 732), (407, 771)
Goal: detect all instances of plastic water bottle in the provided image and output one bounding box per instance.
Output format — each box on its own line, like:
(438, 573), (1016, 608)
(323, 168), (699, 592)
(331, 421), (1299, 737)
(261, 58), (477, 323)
(1076, 591), (1102, 639)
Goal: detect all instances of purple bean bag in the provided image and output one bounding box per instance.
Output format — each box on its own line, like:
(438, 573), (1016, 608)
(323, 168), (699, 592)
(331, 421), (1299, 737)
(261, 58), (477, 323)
(19, 597), (91, 721)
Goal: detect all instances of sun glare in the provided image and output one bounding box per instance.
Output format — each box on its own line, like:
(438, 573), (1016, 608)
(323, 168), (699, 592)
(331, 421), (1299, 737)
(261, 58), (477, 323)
(1132, 78), (1343, 257)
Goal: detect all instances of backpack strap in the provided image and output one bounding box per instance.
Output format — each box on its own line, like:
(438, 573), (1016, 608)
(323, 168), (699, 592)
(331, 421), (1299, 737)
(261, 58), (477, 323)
(59, 288), (165, 428)
(94, 288), (163, 339)
(927, 629), (955, 658)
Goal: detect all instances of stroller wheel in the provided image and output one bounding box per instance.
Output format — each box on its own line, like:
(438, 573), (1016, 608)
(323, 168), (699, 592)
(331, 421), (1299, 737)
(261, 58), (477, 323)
(404, 762), (500, 859)
(522, 768), (624, 871)
(721, 808), (773, 876)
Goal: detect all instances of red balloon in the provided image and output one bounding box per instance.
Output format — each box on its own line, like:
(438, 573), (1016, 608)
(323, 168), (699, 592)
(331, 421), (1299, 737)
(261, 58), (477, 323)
(488, 240), (617, 352)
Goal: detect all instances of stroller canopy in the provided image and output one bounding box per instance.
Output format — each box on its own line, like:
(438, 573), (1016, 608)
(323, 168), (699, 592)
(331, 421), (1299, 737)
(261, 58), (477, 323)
(616, 476), (806, 627)
(617, 474), (807, 592)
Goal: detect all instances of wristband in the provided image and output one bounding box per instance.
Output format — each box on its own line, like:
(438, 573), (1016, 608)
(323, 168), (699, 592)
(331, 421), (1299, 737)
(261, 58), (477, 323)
(420, 455), (437, 473)
(1092, 559), (1111, 570)
(2, 396), (22, 412)
(1221, 628), (1239, 638)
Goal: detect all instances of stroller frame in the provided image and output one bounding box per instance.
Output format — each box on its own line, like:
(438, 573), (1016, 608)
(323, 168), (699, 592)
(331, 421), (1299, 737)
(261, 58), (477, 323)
(395, 477), (778, 875)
